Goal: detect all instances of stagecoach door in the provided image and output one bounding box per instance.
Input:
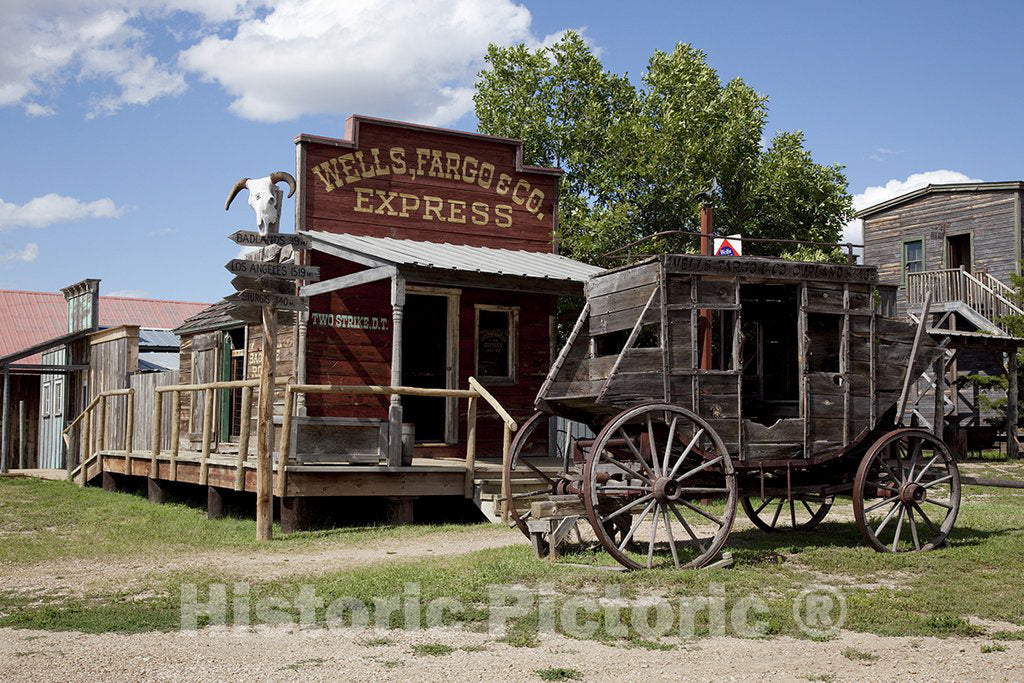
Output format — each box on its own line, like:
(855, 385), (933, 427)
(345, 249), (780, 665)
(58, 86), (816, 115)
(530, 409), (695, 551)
(402, 292), (458, 444)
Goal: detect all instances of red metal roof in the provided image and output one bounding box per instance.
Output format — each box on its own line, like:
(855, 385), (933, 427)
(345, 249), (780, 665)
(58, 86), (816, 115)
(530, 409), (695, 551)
(0, 289), (211, 359)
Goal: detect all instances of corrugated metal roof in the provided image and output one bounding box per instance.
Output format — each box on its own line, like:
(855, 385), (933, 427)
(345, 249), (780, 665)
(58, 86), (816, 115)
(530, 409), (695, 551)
(138, 329), (181, 348)
(305, 232), (603, 284)
(172, 300), (240, 336)
(0, 289), (210, 361)
(139, 352), (180, 372)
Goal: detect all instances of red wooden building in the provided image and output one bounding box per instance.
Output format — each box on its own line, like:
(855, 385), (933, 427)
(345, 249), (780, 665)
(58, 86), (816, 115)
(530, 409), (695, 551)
(164, 116), (601, 523)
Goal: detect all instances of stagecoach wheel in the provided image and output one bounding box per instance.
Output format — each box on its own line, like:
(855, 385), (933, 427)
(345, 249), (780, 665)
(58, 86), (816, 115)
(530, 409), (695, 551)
(741, 494), (834, 532)
(853, 428), (961, 553)
(582, 402), (737, 570)
(504, 411), (584, 540)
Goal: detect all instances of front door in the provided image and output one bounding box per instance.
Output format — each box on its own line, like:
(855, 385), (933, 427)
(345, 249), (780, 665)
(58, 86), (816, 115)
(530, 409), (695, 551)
(947, 233), (972, 273)
(401, 294), (450, 443)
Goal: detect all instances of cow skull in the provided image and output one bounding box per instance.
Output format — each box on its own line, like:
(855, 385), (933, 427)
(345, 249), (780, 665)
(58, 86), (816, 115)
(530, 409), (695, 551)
(225, 171), (297, 235)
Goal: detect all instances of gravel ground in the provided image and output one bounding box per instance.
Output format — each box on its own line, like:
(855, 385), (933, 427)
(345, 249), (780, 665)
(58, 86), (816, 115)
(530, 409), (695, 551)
(0, 625), (1020, 682)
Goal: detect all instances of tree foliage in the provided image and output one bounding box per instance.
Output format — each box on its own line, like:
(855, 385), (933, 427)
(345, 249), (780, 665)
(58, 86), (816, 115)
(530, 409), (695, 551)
(474, 33), (855, 265)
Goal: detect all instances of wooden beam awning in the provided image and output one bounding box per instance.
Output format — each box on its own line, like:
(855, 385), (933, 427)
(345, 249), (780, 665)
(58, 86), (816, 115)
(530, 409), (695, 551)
(928, 328), (1024, 352)
(300, 231), (603, 297)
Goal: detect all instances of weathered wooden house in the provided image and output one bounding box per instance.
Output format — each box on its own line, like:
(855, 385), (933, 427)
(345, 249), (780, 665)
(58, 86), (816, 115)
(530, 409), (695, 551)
(860, 181), (1024, 446)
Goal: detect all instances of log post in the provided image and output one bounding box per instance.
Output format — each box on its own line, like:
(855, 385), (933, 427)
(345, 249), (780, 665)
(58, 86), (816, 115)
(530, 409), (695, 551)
(464, 395), (478, 499)
(256, 305), (277, 542)
(102, 471), (118, 492)
(234, 385), (252, 491)
(17, 400), (25, 470)
(0, 364), (8, 474)
(276, 385), (295, 499)
(280, 496), (309, 533)
(386, 497), (415, 525)
(150, 390), (162, 478)
(500, 421), (512, 523)
(97, 396), (106, 455)
(207, 486), (225, 520)
(80, 408), (91, 486)
(200, 387), (214, 486)
(1008, 351), (1019, 459)
(147, 477), (167, 504)
(124, 389), (134, 458)
(170, 390), (180, 480)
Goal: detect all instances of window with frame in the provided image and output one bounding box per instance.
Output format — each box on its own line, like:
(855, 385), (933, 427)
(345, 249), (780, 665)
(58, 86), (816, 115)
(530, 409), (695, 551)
(903, 239), (924, 278)
(475, 305), (518, 383)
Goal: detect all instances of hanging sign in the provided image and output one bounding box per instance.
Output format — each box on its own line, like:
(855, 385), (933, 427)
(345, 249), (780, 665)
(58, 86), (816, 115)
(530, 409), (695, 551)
(225, 259), (320, 281)
(230, 230), (312, 249)
(713, 235), (743, 256)
(226, 289), (308, 312)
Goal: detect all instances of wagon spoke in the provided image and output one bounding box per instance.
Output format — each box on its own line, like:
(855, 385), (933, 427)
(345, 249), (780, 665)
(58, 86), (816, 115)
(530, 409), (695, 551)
(646, 416), (660, 476)
(913, 454), (941, 483)
(519, 457), (557, 487)
(921, 497), (953, 510)
(867, 480), (899, 493)
(755, 497), (775, 515)
(874, 499), (902, 537)
(906, 438), (922, 482)
(912, 502), (940, 534)
(668, 429), (706, 479)
(601, 492), (654, 524)
(908, 506), (921, 550)
(617, 498), (657, 551)
(921, 474), (953, 489)
(662, 416), (678, 477)
(677, 498), (725, 527)
(662, 506), (681, 569)
(890, 503), (907, 551)
(674, 454), (722, 483)
(600, 451), (653, 485)
(669, 502), (708, 553)
(646, 504), (660, 568)
(801, 499), (815, 517)
(617, 428), (656, 481)
(863, 496), (899, 515)
(770, 499), (784, 528)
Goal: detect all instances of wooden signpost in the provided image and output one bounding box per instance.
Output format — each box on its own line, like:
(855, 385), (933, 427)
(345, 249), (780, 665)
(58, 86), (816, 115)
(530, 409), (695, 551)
(224, 230), (318, 542)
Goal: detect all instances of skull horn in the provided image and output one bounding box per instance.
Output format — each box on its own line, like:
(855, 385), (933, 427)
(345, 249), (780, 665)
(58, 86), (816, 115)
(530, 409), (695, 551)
(270, 171), (297, 198)
(225, 177), (249, 210)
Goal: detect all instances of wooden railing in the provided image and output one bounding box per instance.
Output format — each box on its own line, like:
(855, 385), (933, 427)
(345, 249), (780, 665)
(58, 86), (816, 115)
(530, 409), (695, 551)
(63, 376), (519, 507)
(907, 267), (1024, 330)
(61, 388), (134, 485)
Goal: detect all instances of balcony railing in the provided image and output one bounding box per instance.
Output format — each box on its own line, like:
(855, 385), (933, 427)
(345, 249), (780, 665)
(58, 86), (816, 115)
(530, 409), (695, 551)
(907, 267), (1024, 331)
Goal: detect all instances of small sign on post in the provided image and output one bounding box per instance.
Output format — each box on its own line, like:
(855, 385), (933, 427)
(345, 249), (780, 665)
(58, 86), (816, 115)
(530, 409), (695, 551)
(225, 259), (320, 281)
(713, 234), (743, 256)
(230, 230), (312, 249)
(227, 289), (309, 312)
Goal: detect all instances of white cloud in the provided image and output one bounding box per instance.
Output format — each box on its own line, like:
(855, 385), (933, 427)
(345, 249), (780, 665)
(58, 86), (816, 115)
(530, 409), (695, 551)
(0, 243), (39, 263)
(23, 102), (56, 117)
(179, 0), (538, 124)
(107, 289), (149, 297)
(868, 146), (899, 162)
(146, 227), (176, 237)
(843, 170), (984, 249)
(0, 193), (126, 230)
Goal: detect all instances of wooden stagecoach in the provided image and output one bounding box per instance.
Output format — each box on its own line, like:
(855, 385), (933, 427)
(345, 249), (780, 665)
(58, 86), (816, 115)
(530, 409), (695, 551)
(505, 253), (962, 569)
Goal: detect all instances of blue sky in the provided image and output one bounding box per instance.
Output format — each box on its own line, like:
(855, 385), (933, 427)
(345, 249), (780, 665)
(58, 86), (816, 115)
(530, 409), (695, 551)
(1, 0), (1021, 302)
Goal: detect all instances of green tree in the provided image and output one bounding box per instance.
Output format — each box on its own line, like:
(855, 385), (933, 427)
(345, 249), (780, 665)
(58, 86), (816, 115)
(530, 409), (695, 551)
(474, 33), (855, 265)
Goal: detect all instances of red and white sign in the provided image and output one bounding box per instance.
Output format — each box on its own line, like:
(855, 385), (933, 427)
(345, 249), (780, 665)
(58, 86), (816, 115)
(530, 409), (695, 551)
(713, 235), (743, 256)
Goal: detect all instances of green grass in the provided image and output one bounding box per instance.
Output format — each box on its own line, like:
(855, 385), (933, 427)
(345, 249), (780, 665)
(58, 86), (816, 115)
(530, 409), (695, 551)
(3, 467), (1024, 644)
(981, 642), (1008, 653)
(410, 643), (454, 656)
(841, 647), (878, 662)
(535, 668), (583, 681)
(0, 477), (489, 565)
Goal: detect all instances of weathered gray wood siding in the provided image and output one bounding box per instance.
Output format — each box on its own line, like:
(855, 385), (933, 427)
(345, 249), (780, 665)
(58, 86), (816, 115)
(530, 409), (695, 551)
(862, 189), (1023, 315)
(129, 370), (179, 452)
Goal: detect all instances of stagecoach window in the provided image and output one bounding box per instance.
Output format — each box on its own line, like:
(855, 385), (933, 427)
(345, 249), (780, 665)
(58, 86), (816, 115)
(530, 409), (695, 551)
(593, 323), (661, 357)
(475, 305), (518, 383)
(807, 313), (843, 373)
(697, 309), (737, 370)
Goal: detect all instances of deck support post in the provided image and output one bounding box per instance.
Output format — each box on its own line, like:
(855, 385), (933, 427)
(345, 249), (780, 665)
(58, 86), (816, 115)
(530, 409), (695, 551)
(256, 304), (277, 542)
(1, 363), (10, 473)
(101, 471), (118, 492)
(388, 275), (406, 468)
(147, 477), (167, 504)
(207, 486), (225, 520)
(1008, 351), (1019, 459)
(280, 496), (309, 533)
(18, 400), (26, 470)
(385, 497), (415, 525)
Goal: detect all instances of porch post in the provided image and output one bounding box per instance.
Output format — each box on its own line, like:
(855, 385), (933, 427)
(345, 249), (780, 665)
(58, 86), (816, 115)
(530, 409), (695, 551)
(1, 364), (8, 473)
(1008, 351), (1018, 459)
(389, 274), (406, 467)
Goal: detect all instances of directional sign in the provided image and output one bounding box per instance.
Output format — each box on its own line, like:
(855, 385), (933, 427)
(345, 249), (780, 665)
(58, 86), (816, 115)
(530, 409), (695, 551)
(225, 303), (295, 324)
(226, 289), (308, 311)
(225, 259), (320, 281)
(230, 230), (312, 249)
(230, 275), (295, 294)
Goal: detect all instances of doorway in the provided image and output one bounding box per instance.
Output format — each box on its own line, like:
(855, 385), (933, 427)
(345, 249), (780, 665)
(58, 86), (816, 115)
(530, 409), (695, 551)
(402, 292), (456, 443)
(946, 233), (972, 273)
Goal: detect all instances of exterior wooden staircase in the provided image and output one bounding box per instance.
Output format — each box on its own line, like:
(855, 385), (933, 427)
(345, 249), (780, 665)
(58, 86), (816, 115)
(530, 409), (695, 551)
(907, 267), (1024, 335)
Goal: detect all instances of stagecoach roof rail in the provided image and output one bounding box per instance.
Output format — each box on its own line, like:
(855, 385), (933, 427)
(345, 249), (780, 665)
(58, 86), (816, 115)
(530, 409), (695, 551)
(602, 229), (863, 263)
